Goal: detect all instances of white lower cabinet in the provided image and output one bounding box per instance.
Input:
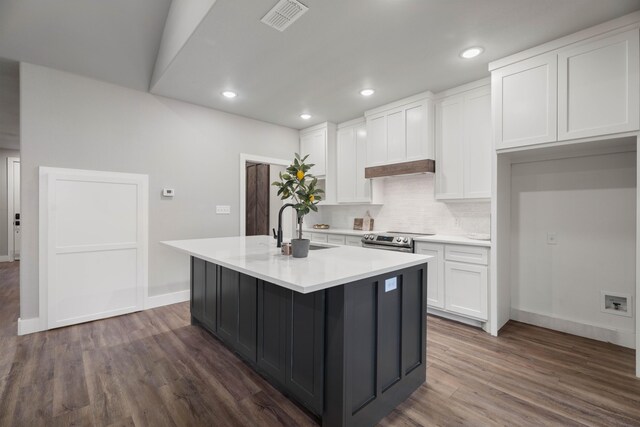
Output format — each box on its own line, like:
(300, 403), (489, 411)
(309, 233), (329, 243)
(415, 241), (489, 322)
(327, 234), (346, 245)
(345, 235), (363, 247)
(444, 261), (488, 320)
(414, 243), (445, 309)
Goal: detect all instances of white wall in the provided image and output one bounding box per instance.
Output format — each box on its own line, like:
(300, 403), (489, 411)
(20, 62), (298, 319)
(510, 152), (636, 348)
(0, 149), (19, 257)
(306, 173), (490, 235)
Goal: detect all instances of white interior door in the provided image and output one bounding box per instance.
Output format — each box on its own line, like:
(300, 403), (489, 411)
(40, 167), (148, 329)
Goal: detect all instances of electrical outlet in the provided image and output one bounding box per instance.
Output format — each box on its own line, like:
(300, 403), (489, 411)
(547, 232), (557, 245)
(216, 205), (231, 215)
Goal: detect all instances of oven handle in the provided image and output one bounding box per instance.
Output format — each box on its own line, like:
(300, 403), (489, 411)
(361, 242), (414, 253)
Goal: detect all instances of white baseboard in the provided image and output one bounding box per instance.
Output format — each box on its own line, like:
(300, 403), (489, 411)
(427, 306), (484, 329)
(0, 255), (11, 262)
(511, 308), (636, 349)
(17, 317), (45, 335)
(146, 289), (190, 310)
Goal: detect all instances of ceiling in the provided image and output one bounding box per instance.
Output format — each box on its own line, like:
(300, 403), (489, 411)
(150, 0), (640, 128)
(0, 0), (171, 91)
(0, 0), (639, 130)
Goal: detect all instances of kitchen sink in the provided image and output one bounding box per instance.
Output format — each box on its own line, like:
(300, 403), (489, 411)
(309, 244), (333, 250)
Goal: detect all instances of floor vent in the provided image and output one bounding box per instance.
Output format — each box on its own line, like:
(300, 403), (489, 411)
(260, 0), (308, 32)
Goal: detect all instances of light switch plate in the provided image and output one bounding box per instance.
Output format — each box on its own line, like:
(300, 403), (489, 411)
(162, 188), (175, 197)
(216, 205), (231, 215)
(385, 277), (397, 292)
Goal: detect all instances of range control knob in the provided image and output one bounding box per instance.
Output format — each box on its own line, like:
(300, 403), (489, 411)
(363, 234), (369, 239)
(403, 237), (409, 243)
(369, 235), (375, 240)
(396, 237), (402, 242)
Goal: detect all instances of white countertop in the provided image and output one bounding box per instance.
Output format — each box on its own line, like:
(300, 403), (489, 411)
(162, 236), (431, 294)
(304, 228), (491, 247)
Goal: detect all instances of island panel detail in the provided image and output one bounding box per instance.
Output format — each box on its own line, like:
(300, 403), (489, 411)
(189, 255), (427, 427)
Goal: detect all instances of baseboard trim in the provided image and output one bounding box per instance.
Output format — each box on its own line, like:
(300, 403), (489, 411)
(511, 308), (636, 349)
(146, 289), (190, 310)
(0, 255), (11, 262)
(427, 306), (484, 329)
(17, 317), (45, 335)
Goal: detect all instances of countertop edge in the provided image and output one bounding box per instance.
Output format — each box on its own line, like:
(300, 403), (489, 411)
(161, 241), (431, 294)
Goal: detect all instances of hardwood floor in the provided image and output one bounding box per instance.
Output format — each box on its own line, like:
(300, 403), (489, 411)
(1, 260), (639, 426)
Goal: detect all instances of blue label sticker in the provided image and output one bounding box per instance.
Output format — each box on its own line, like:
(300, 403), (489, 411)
(385, 277), (397, 292)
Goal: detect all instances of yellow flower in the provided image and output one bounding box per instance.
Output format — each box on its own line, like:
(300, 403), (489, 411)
(296, 170), (305, 180)
(309, 195), (315, 202)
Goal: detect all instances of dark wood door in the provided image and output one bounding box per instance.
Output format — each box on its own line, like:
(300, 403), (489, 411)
(246, 163), (270, 236)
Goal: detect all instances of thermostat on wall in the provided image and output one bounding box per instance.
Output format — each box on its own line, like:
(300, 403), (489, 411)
(162, 188), (175, 197)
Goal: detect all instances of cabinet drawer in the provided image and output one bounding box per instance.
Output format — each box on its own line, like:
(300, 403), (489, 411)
(445, 245), (488, 265)
(327, 234), (346, 245)
(310, 233), (328, 243)
(345, 235), (363, 247)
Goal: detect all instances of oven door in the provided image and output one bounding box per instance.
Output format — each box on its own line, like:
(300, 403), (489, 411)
(361, 242), (413, 253)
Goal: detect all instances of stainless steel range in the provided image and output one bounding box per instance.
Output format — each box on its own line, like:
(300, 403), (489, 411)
(361, 231), (435, 252)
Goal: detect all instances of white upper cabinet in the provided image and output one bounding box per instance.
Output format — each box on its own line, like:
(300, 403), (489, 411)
(491, 19), (640, 151)
(558, 28), (639, 141)
(493, 53), (558, 150)
(435, 81), (491, 200)
(336, 119), (374, 203)
(365, 93), (434, 167)
(300, 125), (328, 177)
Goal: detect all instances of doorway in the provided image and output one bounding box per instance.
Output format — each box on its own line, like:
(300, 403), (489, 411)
(7, 157), (19, 261)
(239, 154), (295, 239)
(245, 163), (270, 236)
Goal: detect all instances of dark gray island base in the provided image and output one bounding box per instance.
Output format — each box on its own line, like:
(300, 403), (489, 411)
(190, 256), (427, 427)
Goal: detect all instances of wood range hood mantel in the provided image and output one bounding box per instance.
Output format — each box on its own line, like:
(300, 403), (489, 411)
(365, 159), (435, 179)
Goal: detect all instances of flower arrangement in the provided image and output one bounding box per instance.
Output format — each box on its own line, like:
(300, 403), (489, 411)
(272, 153), (324, 240)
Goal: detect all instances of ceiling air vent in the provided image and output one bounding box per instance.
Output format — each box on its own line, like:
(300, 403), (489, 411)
(261, 0), (308, 32)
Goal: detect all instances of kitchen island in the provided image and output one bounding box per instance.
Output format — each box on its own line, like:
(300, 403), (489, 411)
(162, 236), (431, 427)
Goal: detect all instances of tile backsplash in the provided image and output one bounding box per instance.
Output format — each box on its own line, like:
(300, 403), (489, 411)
(305, 174), (490, 235)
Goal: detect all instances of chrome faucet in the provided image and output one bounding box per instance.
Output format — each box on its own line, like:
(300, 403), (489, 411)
(273, 203), (295, 248)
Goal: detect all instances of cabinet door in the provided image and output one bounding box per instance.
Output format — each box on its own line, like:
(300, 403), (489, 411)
(191, 257), (206, 320)
(300, 129), (327, 176)
(558, 28), (640, 141)
(354, 123), (371, 202)
(217, 267), (239, 345)
(257, 281), (288, 383)
(366, 114), (387, 166)
(286, 291), (325, 415)
(202, 262), (218, 330)
(493, 53), (558, 149)
(435, 95), (464, 199)
(414, 243), (445, 309)
(327, 234), (346, 245)
(405, 101), (430, 161)
(462, 86), (492, 199)
(310, 233), (328, 243)
(444, 261), (488, 320)
(345, 235), (363, 247)
(336, 127), (357, 202)
(236, 273), (257, 363)
(386, 109), (406, 163)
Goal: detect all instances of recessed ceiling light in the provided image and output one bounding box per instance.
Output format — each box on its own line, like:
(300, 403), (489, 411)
(460, 46), (484, 59)
(300, 113), (311, 120)
(221, 90), (237, 98)
(360, 88), (375, 97)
